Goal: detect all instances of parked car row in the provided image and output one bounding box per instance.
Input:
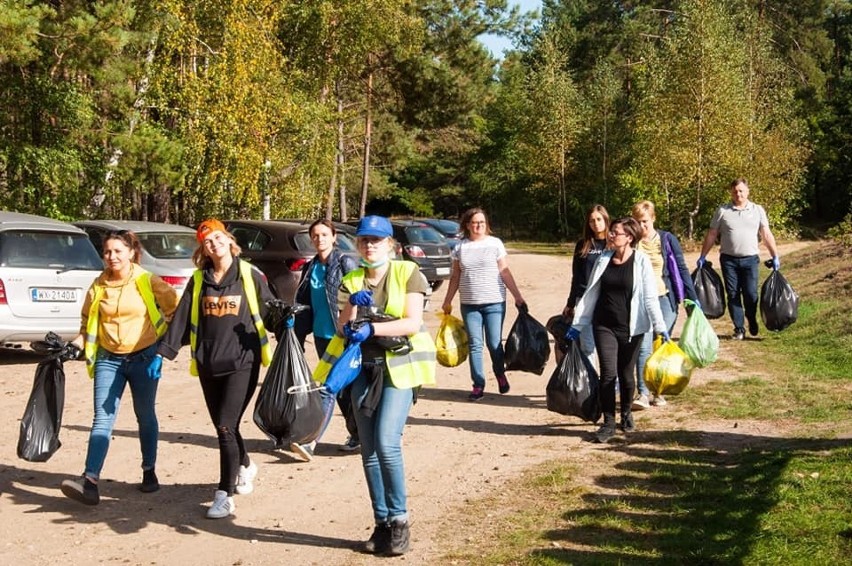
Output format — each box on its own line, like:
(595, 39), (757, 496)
(0, 211), (460, 350)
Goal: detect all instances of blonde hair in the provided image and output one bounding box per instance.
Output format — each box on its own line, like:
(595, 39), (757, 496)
(631, 200), (656, 220)
(192, 229), (242, 268)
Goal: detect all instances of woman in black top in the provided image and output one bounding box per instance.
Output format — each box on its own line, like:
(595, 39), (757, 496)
(561, 205), (609, 364)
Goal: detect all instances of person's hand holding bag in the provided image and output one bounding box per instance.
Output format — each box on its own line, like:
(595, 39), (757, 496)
(659, 330), (671, 342)
(148, 354), (163, 380)
(344, 321), (374, 344)
(564, 327), (581, 341)
(349, 290), (374, 307)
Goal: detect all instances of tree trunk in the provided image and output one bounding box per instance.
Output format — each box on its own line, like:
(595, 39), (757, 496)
(360, 66), (374, 219)
(337, 82), (348, 221)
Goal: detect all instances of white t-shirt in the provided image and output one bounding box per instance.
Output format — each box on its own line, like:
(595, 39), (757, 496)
(452, 235), (508, 305)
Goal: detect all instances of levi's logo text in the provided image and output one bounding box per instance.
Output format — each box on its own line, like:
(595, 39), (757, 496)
(202, 295), (241, 317)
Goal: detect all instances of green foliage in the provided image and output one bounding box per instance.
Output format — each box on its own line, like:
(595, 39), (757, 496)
(826, 213), (852, 245)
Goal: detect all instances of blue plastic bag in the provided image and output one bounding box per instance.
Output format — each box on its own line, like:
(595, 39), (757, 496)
(324, 342), (362, 395)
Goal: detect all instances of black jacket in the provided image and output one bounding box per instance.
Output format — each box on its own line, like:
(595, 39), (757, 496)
(158, 257), (276, 376)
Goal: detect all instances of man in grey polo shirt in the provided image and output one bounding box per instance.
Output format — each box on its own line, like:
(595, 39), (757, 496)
(697, 178), (780, 340)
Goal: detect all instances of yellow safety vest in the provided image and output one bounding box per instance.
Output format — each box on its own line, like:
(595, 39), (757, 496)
(84, 269), (165, 378)
(313, 261), (436, 389)
(189, 259), (272, 376)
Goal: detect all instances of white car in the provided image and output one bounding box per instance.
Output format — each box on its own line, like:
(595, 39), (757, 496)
(73, 220), (198, 295)
(0, 211), (103, 349)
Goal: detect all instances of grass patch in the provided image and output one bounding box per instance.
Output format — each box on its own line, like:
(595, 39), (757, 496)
(505, 240), (571, 256)
(438, 241), (852, 565)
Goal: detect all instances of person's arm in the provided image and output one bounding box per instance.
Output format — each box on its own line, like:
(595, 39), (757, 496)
(372, 292), (424, 337)
(699, 227), (719, 258)
(150, 274), (180, 320)
(157, 276), (194, 360)
(441, 258), (461, 314)
(669, 234), (698, 302)
(498, 256), (525, 306)
(640, 255), (667, 334)
(760, 224), (779, 260)
(565, 240), (584, 316)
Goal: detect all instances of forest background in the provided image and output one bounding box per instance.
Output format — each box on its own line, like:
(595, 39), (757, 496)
(2, 0), (852, 240)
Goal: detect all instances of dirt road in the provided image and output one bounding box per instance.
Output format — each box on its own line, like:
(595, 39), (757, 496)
(0, 243), (808, 565)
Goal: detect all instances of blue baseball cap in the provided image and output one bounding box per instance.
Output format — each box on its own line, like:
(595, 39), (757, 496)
(355, 215), (393, 238)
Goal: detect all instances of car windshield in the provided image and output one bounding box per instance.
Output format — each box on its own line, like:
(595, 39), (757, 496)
(136, 232), (197, 259)
(0, 231), (102, 270)
(426, 219), (460, 236)
(405, 226), (446, 244)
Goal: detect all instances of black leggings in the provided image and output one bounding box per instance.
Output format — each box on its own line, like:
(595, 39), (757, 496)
(594, 326), (643, 419)
(199, 363), (260, 494)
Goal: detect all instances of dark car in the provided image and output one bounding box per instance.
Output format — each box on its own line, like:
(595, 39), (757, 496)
(224, 219), (357, 303)
(416, 218), (461, 250)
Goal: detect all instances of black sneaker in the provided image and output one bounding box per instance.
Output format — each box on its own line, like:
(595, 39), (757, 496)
(595, 418), (616, 444)
(140, 468), (160, 493)
(363, 522), (391, 554)
(620, 413), (635, 433)
(388, 519), (410, 556)
(748, 319), (759, 336)
(61, 475), (100, 505)
(733, 328), (745, 341)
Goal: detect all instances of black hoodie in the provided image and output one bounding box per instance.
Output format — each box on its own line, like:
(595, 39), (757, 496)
(158, 257), (276, 377)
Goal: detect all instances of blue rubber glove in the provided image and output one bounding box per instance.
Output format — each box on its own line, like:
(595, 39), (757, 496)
(147, 355), (163, 380)
(697, 256), (706, 269)
(564, 327), (581, 341)
(660, 330), (671, 342)
(283, 315), (295, 329)
(349, 290), (374, 307)
(344, 321), (374, 344)
(772, 256), (780, 270)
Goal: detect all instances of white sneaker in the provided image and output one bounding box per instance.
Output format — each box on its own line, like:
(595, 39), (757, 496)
(206, 489), (235, 519)
(290, 442), (314, 462)
(652, 395), (667, 407)
(632, 394), (650, 411)
(235, 461), (258, 495)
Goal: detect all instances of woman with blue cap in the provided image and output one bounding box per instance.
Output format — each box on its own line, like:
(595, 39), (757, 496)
(312, 214), (436, 556)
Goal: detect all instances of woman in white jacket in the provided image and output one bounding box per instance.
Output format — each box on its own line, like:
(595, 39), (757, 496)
(568, 217), (669, 443)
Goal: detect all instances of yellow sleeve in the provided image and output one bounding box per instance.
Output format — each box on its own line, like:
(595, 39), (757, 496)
(150, 274), (179, 318)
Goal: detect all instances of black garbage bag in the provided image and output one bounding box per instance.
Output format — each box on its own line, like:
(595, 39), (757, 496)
(505, 304), (551, 375)
(760, 270), (799, 331)
(545, 314), (571, 355)
(18, 332), (78, 462)
(357, 307), (412, 355)
(254, 304), (324, 448)
(545, 340), (601, 423)
(691, 262), (726, 319)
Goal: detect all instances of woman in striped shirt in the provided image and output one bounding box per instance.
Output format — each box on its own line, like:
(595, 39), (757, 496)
(442, 208), (526, 401)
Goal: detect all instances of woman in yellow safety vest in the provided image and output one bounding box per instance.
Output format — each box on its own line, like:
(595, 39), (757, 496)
(313, 215), (436, 556)
(156, 219), (277, 520)
(60, 230), (178, 506)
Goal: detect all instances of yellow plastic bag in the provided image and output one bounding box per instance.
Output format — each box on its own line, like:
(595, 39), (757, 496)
(643, 338), (694, 396)
(436, 313), (468, 368)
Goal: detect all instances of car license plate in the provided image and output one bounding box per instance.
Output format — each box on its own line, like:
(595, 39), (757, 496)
(436, 267), (450, 276)
(31, 288), (78, 302)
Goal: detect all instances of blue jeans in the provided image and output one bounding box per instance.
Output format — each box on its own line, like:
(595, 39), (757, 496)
(636, 296), (678, 397)
(720, 253), (760, 331)
(84, 344), (159, 480)
(461, 302), (506, 388)
(350, 363), (413, 523)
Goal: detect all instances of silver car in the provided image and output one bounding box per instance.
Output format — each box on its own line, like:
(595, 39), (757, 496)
(74, 220), (198, 295)
(0, 211), (103, 349)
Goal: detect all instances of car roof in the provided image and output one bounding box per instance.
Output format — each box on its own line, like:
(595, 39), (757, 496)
(73, 219), (196, 234)
(224, 219), (310, 234)
(0, 211), (88, 234)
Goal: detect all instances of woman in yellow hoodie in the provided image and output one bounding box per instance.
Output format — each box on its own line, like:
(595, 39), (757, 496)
(60, 230), (178, 506)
